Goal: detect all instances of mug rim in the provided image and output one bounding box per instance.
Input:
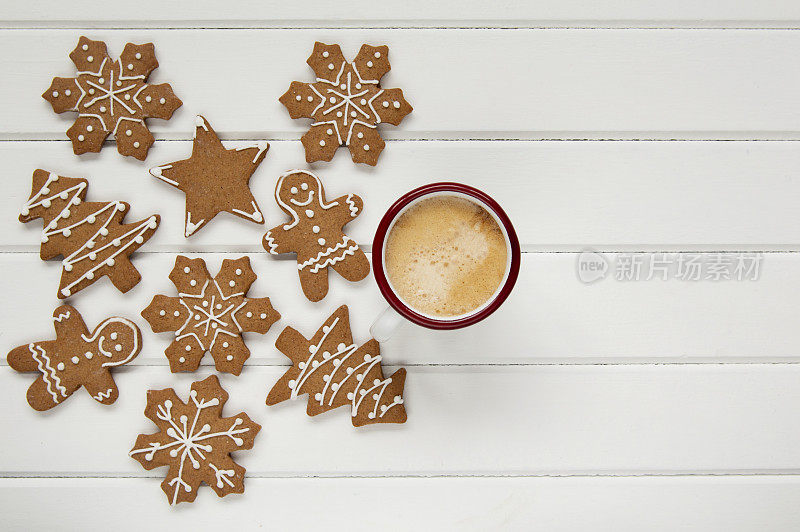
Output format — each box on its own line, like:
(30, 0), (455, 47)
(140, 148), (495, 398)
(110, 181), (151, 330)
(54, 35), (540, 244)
(372, 182), (521, 330)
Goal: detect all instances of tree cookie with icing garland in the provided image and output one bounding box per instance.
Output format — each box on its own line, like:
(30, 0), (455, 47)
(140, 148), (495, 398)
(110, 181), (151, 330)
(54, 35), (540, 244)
(8, 305), (142, 411)
(149, 115), (269, 237)
(279, 41), (412, 166)
(262, 170), (370, 302)
(267, 305), (407, 427)
(20, 169), (160, 299)
(42, 36), (182, 160)
(129, 375), (261, 505)
(141, 255), (280, 375)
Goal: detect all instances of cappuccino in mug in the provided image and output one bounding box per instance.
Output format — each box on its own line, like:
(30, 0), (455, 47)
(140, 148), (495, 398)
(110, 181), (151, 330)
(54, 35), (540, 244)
(384, 195), (508, 317)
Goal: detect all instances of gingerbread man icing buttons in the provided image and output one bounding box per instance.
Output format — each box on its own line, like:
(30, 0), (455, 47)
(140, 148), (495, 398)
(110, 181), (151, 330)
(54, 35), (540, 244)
(279, 42), (412, 166)
(141, 255), (280, 375)
(263, 170), (370, 302)
(7, 305), (142, 411)
(42, 36), (182, 160)
(149, 115), (269, 237)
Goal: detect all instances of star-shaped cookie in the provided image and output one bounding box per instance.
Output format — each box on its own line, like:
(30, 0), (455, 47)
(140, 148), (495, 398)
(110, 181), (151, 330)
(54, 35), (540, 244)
(149, 115), (269, 237)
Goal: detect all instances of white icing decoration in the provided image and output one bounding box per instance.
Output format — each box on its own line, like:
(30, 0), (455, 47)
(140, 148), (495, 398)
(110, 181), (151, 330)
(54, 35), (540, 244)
(93, 388), (114, 401)
(297, 236), (360, 273)
(29, 343), (66, 402)
(172, 279), (247, 354)
(274, 170), (339, 231)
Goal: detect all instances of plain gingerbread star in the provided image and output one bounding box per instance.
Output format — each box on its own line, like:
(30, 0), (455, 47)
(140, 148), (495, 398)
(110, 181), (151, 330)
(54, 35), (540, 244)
(7, 305), (142, 411)
(149, 115), (269, 237)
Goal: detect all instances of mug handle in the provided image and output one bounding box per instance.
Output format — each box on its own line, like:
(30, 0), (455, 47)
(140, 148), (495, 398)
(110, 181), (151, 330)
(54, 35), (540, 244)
(370, 306), (405, 343)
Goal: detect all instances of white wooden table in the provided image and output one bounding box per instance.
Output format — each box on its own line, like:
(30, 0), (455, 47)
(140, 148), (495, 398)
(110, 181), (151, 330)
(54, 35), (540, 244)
(2, 2), (800, 530)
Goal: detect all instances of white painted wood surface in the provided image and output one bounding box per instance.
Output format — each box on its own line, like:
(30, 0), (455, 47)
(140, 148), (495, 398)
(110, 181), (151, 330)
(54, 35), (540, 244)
(1, 3), (800, 531)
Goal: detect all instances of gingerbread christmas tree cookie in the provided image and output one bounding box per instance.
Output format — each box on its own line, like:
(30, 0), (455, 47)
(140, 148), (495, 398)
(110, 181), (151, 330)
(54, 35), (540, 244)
(279, 42), (412, 166)
(141, 255), (280, 375)
(149, 115), (269, 237)
(8, 305), (142, 411)
(130, 375), (261, 505)
(43, 36), (182, 160)
(267, 305), (407, 427)
(20, 169), (160, 298)
(262, 170), (370, 302)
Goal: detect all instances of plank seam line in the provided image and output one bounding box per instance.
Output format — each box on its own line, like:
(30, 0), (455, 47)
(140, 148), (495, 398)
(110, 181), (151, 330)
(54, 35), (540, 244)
(4, 362), (800, 369)
(4, 24), (800, 31)
(6, 137), (800, 143)
(1, 250), (799, 255)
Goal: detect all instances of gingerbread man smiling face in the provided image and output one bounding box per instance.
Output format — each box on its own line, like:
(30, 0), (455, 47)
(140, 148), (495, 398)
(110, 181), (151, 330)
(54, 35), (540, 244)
(264, 170), (370, 302)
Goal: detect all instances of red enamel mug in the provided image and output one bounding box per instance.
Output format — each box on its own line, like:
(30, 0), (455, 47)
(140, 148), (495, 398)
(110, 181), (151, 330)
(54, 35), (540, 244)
(370, 182), (521, 341)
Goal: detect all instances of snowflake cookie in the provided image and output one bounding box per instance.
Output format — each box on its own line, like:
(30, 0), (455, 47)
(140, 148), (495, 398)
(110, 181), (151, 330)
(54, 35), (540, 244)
(262, 170), (370, 302)
(266, 305), (407, 427)
(8, 305), (141, 411)
(279, 41), (412, 166)
(130, 375), (261, 505)
(149, 115), (269, 237)
(43, 36), (182, 160)
(141, 255), (280, 376)
(20, 169), (160, 298)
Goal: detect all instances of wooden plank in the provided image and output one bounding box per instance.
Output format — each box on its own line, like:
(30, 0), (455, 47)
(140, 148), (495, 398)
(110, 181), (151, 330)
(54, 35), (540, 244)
(2, 476), (800, 530)
(5, 140), (800, 251)
(2, 251), (800, 365)
(4, 1), (800, 28)
(2, 365), (799, 475)
(4, 30), (800, 139)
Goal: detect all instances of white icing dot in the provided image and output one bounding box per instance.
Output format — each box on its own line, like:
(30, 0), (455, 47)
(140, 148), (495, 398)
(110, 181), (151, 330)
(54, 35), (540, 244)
(85, 351), (93, 359)
(110, 332), (118, 340)
(364, 354), (372, 362)
(229, 280), (235, 287)
(87, 125), (93, 132)
(78, 135), (85, 141)
(322, 351), (331, 359)
(374, 52), (381, 58)
(318, 238), (326, 246)
(216, 303), (222, 309)
(290, 186), (298, 194)
(185, 344), (192, 351)
(381, 405), (387, 412)
(145, 95), (152, 102)
(360, 98), (367, 105)
(393, 101), (401, 109)
(328, 63), (334, 70)
(86, 272), (94, 280)
(202, 301), (208, 307)
(174, 311), (180, 317)
(71, 356), (79, 364)
(57, 362), (65, 371)
(179, 357), (185, 363)
(223, 342), (229, 348)
(226, 355), (233, 361)
(194, 315), (200, 321)
(312, 225), (320, 233)
(246, 312), (253, 318)
(135, 236), (144, 244)
(126, 129), (132, 136)
(127, 63), (134, 70)
(114, 344), (122, 352)
(319, 140), (325, 147)
(346, 367), (354, 375)
(82, 44), (88, 51)
(52, 91), (58, 98)
(356, 83), (361, 89)
(329, 97), (336, 103)
(236, 268), (242, 275)
(99, 106), (106, 113)
(63, 229), (72, 238)
(260, 313), (267, 319)
(311, 360), (320, 368)
(347, 392), (354, 400)
(307, 95), (313, 102)
(336, 111), (342, 117)
(367, 61), (373, 67)
(116, 80), (121, 86)
(301, 182), (308, 190)
(87, 55), (93, 63)
(184, 267), (190, 273)
(298, 362), (306, 369)
(295, 95), (301, 101)
(60, 288), (68, 296)
(211, 323), (217, 329)
(159, 98), (165, 104)
(288, 379), (296, 389)
(98, 78), (105, 84)
(112, 238), (121, 247)
(124, 94), (131, 100)
(314, 393), (322, 401)
(368, 412), (376, 419)
(382, 101), (389, 108)
(63, 262), (72, 272)
(133, 142), (140, 148)
(159, 310), (166, 316)
(65, 90), (71, 96)
(88, 89), (95, 95)
(331, 382), (340, 391)
(190, 279), (197, 286)
(326, 128), (333, 135)
(364, 144), (370, 151)
(106, 258), (115, 266)
(135, 52), (142, 59)
(322, 51), (329, 58)
(100, 228), (109, 236)
(357, 132), (364, 139)
(62, 209), (71, 218)
(88, 252), (96, 260)
(42, 199), (51, 208)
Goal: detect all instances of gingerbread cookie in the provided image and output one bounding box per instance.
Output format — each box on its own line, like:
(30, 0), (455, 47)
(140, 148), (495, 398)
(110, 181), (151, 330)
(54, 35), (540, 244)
(150, 115), (269, 237)
(8, 305), (141, 411)
(141, 255), (280, 375)
(130, 375), (261, 505)
(279, 42), (412, 166)
(266, 305), (407, 427)
(43, 36), (182, 160)
(20, 169), (160, 298)
(263, 170), (369, 302)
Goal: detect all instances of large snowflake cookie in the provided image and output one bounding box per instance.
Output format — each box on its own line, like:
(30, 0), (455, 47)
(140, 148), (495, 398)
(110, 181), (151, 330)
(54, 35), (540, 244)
(8, 305), (141, 411)
(130, 375), (261, 505)
(20, 169), (160, 298)
(279, 41), (412, 166)
(43, 36), (182, 160)
(267, 305), (407, 427)
(149, 115), (269, 237)
(263, 170), (370, 302)
(141, 255), (280, 376)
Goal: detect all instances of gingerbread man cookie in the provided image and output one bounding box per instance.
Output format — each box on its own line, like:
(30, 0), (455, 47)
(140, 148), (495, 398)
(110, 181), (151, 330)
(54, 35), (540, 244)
(263, 170), (370, 302)
(8, 305), (142, 411)
(42, 36), (182, 160)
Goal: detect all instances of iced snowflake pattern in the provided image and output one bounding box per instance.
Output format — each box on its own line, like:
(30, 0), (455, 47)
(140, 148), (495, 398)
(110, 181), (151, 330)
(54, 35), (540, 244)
(141, 256), (280, 376)
(279, 42), (412, 166)
(130, 375), (260, 505)
(43, 36), (182, 160)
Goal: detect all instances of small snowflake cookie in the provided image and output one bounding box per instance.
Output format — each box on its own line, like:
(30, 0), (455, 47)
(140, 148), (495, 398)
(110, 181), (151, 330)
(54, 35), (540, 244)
(20, 169), (160, 298)
(42, 36), (182, 160)
(141, 255), (280, 375)
(279, 41), (412, 166)
(266, 305), (407, 427)
(130, 375), (261, 505)
(149, 115), (269, 237)
(7, 305), (141, 411)
(263, 170), (370, 302)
